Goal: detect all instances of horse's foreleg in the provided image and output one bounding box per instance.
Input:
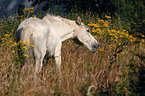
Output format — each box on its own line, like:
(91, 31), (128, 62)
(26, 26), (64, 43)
(54, 43), (62, 73)
(54, 42), (62, 86)
(55, 55), (61, 72)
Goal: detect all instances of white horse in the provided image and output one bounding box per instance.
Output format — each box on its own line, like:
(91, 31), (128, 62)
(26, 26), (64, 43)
(16, 14), (100, 74)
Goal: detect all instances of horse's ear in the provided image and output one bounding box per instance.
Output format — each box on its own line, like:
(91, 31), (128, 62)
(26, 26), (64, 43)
(76, 16), (81, 25)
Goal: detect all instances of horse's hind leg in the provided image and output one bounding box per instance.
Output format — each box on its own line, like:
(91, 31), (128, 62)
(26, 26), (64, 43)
(34, 47), (46, 75)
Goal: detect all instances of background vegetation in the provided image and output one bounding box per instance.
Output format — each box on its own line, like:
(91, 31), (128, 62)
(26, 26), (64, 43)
(0, 0), (145, 95)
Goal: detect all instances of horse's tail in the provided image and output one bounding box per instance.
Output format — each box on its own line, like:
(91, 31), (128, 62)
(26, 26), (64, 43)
(21, 27), (31, 46)
(16, 26), (33, 65)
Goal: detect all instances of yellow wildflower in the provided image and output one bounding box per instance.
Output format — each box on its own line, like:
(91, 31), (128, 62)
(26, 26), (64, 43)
(24, 17), (26, 20)
(21, 15), (24, 18)
(117, 52), (124, 56)
(99, 48), (104, 52)
(88, 23), (91, 26)
(31, 45), (35, 47)
(30, 42), (35, 47)
(130, 39), (133, 42)
(105, 20), (109, 24)
(11, 50), (15, 53)
(30, 11), (34, 13)
(92, 30), (97, 32)
(110, 44), (116, 48)
(141, 34), (145, 37)
(10, 40), (13, 43)
(19, 39), (23, 44)
(96, 28), (101, 32)
(117, 53), (121, 56)
(30, 42), (33, 45)
(1, 37), (4, 41)
(103, 23), (109, 27)
(111, 29), (116, 33)
(16, 56), (19, 59)
(98, 20), (104, 22)
(0, 68), (2, 71)
(19, 39), (27, 45)
(116, 31), (120, 34)
(120, 52), (124, 55)
(24, 54), (28, 57)
(4, 34), (11, 37)
(141, 39), (144, 43)
(13, 42), (18, 46)
(107, 29), (111, 33)
(94, 23), (99, 27)
(122, 29), (127, 32)
(129, 35), (133, 39)
(31, 7), (34, 10)
(126, 71), (128, 74)
(26, 8), (30, 11)
(115, 36), (118, 39)
(93, 35), (97, 38)
(88, 22), (94, 26)
(32, 15), (36, 17)
(105, 15), (111, 19)
(23, 46), (27, 50)
(140, 43), (142, 45)
(22, 9), (25, 12)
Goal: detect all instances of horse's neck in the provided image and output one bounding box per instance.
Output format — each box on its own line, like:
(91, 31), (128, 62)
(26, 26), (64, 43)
(43, 16), (78, 42)
(60, 29), (75, 42)
(59, 20), (77, 42)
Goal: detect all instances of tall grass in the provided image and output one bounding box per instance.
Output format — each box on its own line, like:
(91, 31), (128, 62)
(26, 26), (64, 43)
(0, 12), (145, 96)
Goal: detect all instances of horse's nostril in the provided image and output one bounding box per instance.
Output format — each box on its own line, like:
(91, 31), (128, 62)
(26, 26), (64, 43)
(93, 43), (100, 49)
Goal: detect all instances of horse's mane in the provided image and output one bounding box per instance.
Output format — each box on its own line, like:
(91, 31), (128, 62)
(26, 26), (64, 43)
(43, 14), (90, 30)
(43, 14), (65, 22)
(43, 14), (77, 29)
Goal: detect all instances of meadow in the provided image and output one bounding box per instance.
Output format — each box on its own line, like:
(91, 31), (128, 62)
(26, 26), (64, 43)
(0, 9), (145, 95)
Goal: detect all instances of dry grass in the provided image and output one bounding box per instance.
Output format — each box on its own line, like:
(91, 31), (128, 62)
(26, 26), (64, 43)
(0, 15), (145, 96)
(1, 38), (144, 96)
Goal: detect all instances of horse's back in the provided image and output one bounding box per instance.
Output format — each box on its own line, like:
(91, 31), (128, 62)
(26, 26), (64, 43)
(16, 18), (50, 43)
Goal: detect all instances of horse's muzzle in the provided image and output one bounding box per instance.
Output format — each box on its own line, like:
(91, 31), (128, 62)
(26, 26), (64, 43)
(92, 43), (100, 53)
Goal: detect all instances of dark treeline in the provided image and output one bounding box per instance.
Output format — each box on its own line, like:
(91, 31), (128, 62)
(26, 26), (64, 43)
(29, 0), (145, 36)
(29, 0), (115, 15)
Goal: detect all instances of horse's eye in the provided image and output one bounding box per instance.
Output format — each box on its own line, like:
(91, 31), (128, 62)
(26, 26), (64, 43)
(87, 30), (90, 32)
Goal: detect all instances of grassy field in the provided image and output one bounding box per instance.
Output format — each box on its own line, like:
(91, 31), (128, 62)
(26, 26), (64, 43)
(0, 12), (145, 96)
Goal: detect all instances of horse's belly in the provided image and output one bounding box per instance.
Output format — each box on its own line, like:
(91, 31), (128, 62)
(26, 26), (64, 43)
(46, 37), (58, 57)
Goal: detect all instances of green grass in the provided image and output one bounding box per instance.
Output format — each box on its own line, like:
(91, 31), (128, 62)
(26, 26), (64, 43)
(0, 12), (145, 96)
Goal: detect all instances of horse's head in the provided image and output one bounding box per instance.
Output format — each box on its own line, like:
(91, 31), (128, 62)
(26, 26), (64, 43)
(73, 17), (100, 53)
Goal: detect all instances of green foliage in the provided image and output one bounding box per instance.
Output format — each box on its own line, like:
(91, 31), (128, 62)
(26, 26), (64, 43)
(111, 0), (145, 36)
